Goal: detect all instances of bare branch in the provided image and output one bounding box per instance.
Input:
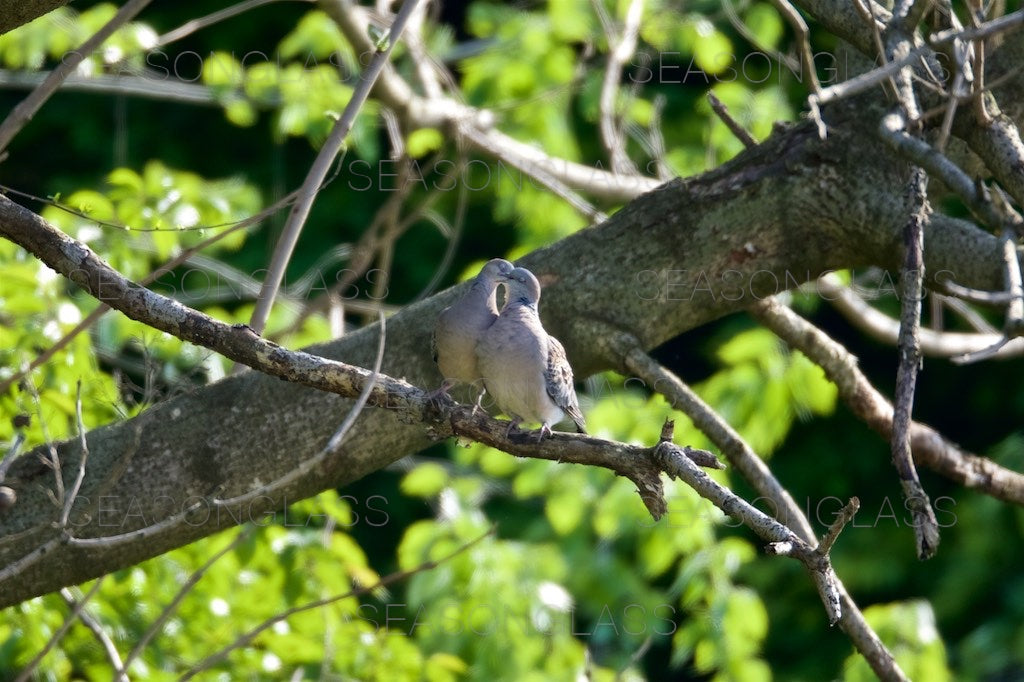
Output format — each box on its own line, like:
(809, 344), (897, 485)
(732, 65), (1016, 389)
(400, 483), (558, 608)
(612, 333), (815, 541)
(706, 91), (758, 149)
(59, 586), (126, 681)
(750, 296), (1024, 505)
(318, 0), (659, 202)
(156, 0), (312, 47)
(607, 332), (908, 680)
(767, 0), (822, 98)
(817, 273), (1024, 358)
(60, 382), (90, 529)
(1000, 230), (1024, 335)
(594, 0), (644, 175)
(879, 112), (1006, 230)
(249, 0), (423, 335)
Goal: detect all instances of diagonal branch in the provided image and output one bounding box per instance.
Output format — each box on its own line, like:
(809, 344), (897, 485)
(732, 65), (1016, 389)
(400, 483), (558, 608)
(248, 0), (423, 335)
(608, 331), (909, 681)
(750, 296), (1024, 505)
(317, 0), (659, 203)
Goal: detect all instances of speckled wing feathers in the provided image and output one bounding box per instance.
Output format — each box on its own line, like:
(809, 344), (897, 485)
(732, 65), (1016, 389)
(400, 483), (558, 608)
(545, 336), (586, 433)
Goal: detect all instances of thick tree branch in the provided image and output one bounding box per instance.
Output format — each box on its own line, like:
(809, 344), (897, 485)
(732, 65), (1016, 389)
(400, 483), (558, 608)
(0, 95), (1009, 608)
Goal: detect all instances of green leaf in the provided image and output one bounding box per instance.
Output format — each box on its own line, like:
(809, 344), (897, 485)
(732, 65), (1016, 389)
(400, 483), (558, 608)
(743, 3), (785, 50)
(545, 488), (584, 535)
(401, 462), (450, 498)
(65, 190), (115, 222)
(406, 128), (444, 158)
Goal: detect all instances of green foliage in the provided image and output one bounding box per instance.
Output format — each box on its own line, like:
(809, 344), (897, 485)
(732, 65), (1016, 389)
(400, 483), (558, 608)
(843, 602), (951, 682)
(1, 0), (1019, 680)
(700, 328), (837, 455)
(0, 4), (157, 72)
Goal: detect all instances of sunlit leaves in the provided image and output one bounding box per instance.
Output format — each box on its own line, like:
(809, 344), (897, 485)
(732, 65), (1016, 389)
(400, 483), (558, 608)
(843, 602), (951, 682)
(0, 4), (156, 72)
(699, 328), (837, 456)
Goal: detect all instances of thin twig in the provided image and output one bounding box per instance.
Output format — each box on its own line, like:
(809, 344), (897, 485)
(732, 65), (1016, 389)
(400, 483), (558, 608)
(157, 0), (311, 46)
(810, 9), (1024, 112)
(937, 277), (1018, 304)
(930, 7), (1024, 43)
(706, 92), (757, 149)
(60, 382), (90, 529)
(722, 0), (800, 72)
(179, 527), (495, 679)
(0, 432), (23, 483)
(122, 525), (256, 673)
(766, 0), (822, 98)
(594, 0), (644, 175)
(13, 578), (106, 682)
(59, 586), (126, 681)
(248, 0), (424, 335)
(1000, 230), (1024, 336)
(0, 0), (153, 153)
(879, 109), (1012, 240)
(818, 497), (860, 555)
(816, 273), (1024, 358)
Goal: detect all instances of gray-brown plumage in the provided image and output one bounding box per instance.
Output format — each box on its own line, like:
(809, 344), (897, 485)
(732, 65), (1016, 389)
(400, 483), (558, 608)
(431, 258), (514, 404)
(476, 266), (586, 439)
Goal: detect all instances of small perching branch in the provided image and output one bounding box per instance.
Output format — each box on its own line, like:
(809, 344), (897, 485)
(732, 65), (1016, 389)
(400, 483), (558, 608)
(248, 0), (423, 335)
(0, 0), (154, 154)
(0, 192), (730, 565)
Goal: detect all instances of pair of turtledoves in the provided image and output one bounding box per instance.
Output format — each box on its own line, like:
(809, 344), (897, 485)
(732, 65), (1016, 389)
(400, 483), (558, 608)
(432, 260), (587, 440)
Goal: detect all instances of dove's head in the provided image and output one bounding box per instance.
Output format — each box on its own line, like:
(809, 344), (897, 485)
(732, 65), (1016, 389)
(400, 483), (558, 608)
(477, 258), (514, 286)
(503, 267), (541, 307)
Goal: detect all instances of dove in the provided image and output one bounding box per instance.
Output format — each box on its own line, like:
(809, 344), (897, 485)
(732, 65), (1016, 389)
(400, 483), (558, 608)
(431, 258), (514, 408)
(476, 266), (586, 440)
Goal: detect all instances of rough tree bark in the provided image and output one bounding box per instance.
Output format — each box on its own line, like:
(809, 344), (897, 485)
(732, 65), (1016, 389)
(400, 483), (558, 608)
(0, 0), (70, 36)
